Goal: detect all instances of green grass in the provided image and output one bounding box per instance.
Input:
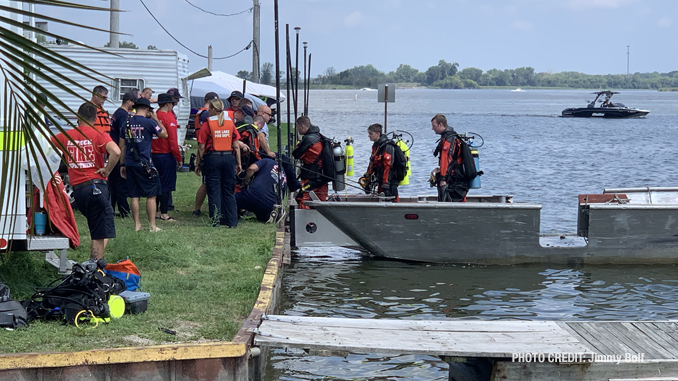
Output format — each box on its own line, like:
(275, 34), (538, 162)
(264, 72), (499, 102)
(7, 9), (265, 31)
(0, 149), (277, 353)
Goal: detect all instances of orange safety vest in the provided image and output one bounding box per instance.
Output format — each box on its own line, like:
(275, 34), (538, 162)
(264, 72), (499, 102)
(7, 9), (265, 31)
(207, 115), (235, 151)
(194, 107), (207, 132)
(94, 109), (111, 133)
(439, 138), (462, 180)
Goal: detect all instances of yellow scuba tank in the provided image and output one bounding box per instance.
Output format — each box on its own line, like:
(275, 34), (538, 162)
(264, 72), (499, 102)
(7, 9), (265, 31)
(396, 139), (410, 186)
(344, 137), (354, 176)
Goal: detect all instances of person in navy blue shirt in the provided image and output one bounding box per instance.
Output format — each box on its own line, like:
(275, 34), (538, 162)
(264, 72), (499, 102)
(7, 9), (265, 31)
(108, 90), (138, 217)
(119, 97), (167, 232)
(236, 158), (286, 222)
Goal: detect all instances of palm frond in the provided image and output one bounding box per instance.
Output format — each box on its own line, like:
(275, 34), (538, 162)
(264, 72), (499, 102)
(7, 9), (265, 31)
(0, 1), (118, 255)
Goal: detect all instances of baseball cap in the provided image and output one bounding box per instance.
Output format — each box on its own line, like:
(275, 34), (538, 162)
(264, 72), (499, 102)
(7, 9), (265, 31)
(167, 88), (183, 99)
(134, 97), (153, 109)
(204, 92), (219, 102)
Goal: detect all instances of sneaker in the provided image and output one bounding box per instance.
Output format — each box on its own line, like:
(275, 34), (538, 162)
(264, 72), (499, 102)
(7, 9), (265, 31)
(192, 210), (202, 217)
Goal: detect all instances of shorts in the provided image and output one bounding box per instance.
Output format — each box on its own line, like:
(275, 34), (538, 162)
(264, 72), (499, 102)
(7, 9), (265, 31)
(126, 165), (162, 198)
(73, 182), (116, 240)
(152, 153), (177, 193)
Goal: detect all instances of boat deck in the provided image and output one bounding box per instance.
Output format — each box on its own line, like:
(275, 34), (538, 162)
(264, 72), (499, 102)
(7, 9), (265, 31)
(254, 316), (678, 380)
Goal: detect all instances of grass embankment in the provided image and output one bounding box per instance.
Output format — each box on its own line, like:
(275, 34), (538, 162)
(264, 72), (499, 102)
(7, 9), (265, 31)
(0, 127), (291, 353)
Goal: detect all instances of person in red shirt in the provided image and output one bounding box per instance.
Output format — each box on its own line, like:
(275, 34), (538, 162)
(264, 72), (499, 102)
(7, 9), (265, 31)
(292, 116), (328, 209)
(364, 123), (399, 201)
(51, 103), (120, 260)
(225, 91), (243, 120)
(152, 93), (182, 221)
(196, 98), (242, 227)
(90, 85), (111, 134)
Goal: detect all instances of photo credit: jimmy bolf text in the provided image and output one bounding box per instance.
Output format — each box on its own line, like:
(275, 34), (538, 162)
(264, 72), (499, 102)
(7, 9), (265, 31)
(512, 352), (646, 364)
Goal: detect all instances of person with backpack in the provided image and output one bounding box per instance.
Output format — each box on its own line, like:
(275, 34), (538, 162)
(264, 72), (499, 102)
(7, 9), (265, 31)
(363, 123), (400, 201)
(292, 116), (328, 209)
(431, 114), (477, 202)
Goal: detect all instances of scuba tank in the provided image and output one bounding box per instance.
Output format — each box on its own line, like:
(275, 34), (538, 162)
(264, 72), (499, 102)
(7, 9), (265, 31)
(344, 136), (354, 177)
(396, 138), (410, 186)
(469, 146), (481, 189)
(332, 142), (346, 192)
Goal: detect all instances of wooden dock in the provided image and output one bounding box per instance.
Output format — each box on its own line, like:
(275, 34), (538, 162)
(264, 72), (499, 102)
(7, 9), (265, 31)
(254, 315), (678, 381)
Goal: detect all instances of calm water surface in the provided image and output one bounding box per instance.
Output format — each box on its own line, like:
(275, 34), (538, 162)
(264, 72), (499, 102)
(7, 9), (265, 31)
(265, 89), (678, 380)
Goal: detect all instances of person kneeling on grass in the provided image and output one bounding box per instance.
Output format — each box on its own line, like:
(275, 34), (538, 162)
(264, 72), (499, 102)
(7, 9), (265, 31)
(236, 158), (287, 222)
(51, 102), (120, 259)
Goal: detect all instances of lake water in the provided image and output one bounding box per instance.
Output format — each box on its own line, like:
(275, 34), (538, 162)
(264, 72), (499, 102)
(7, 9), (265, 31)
(265, 89), (678, 380)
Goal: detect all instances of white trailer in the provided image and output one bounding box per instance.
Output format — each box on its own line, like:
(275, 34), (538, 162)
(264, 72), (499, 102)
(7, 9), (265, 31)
(34, 45), (192, 145)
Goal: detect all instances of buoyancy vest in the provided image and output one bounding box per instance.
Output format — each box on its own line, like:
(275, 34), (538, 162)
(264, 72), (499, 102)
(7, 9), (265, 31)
(368, 135), (395, 186)
(237, 124), (261, 156)
(434, 127), (463, 181)
(207, 115), (235, 151)
(95, 108), (111, 133)
(292, 125), (323, 181)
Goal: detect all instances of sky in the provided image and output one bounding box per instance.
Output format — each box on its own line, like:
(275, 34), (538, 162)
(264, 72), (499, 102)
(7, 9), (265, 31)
(38, 0), (677, 78)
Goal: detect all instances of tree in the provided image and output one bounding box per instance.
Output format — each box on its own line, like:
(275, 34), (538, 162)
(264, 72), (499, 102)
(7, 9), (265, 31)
(104, 40), (138, 49)
(458, 67), (483, 83)
(147, 45), (158, 50)
(394, 64), (419, 83)
(261, 62), (273, 85)
(237, 70), (251, 81)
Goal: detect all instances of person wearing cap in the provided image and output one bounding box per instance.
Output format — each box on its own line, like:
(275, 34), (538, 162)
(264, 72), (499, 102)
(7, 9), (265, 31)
(255, 107), (301, 192)
(152, 93), (182, 221)
(196, 98), (242, 227)
(119, 97), (168, 232)
(107, 90), (139, 218)
(191, 92), (219, 216)
(90, 85), (111, 134)
(226, 91), (243, 120)
(51, 102), (120, 260)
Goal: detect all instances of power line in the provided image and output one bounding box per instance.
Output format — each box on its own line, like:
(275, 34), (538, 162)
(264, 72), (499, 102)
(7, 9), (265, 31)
(139, 0), (251, 60)
(184, 0), (253, 17)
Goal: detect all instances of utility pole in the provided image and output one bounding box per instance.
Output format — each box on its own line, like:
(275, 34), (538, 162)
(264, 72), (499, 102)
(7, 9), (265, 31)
(626, 45), (630, 78)
(252, 0), (260, 82)
(109, 0), (119, 48)
(208, 45), (213, 71)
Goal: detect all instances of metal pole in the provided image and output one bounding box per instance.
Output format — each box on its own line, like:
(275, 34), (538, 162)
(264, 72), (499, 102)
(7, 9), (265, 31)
(252, 0), (260, 82)
(242, 79), (247, 96)
(109, 0), (120, 48)
(305, 53), (312, 116)
(293, 27), (300, 143)
(303, 42), (307, 116)
(627, 45), (630, 78)
(207, 45), (213, 71)
(274, 0), (283, 206)
(384, 84), (388, 134)
(286, 25), (292, 154)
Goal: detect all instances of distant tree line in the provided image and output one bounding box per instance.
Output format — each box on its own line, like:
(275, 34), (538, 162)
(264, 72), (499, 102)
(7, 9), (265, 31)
(239, 60), (678, 90)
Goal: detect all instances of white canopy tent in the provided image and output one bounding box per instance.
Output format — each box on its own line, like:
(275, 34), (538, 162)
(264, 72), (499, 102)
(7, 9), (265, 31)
(188, 70), (285, 109)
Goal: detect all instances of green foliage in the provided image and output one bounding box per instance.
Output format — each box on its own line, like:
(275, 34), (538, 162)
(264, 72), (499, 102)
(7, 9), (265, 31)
(261, 62), (273, 85)
(237, 70), (251, 81)
(103, 41), (139, 49)
(147, 45), (158, 50)
(308, 60), (678, 89)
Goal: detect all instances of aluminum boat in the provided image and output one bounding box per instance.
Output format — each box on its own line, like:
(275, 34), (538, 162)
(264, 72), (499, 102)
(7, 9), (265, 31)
(293, 188), (678, 265)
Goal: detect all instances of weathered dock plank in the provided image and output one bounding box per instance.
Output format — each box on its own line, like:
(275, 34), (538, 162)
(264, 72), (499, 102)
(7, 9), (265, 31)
(255, 316), (594, 358)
